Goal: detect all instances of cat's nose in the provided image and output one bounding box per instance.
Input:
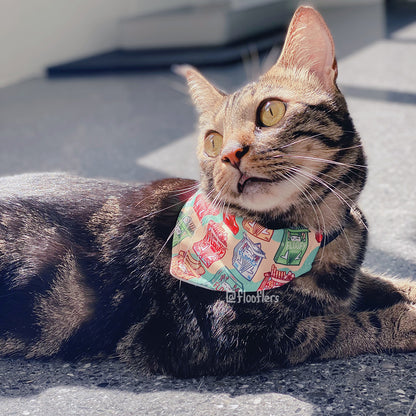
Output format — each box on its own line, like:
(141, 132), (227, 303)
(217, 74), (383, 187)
(221, 144), (249, 169)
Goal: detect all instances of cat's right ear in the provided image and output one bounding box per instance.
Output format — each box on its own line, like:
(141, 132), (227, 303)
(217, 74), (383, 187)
(173, 65), (225, 114)
(266, 6), (338, 91)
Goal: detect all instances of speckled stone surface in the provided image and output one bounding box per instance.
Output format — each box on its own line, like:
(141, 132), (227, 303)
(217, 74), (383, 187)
(0, 4), (415, 416)
(0, 354), (415, 416)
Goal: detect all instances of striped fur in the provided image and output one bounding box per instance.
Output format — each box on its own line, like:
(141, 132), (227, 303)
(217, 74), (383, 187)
(0, 6), (415, 377)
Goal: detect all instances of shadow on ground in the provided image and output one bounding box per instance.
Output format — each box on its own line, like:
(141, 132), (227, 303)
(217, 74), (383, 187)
(0, 246), (415, 416)
(0, 352), (415, 416)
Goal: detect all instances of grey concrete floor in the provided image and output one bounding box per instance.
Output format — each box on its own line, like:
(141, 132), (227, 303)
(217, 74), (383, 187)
(0, 4), (416, 416)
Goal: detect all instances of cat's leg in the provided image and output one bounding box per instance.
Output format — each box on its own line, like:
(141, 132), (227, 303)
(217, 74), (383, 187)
(353, 270), (416, 311)
(285, 302), (416, 365)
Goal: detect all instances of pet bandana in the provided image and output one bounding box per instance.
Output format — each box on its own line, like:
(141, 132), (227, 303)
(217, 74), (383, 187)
(170, 190), (323, 292)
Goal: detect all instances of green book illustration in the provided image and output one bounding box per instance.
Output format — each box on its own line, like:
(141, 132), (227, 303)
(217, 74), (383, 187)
(172, 215), (195, 247)
(274, 228), (310, 266)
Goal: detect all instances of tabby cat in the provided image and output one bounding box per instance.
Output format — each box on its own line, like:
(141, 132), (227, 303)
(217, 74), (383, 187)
(0, 6), (415, 378)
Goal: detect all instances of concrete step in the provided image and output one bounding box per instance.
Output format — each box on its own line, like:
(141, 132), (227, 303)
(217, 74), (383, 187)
(118, 0), (294, 49)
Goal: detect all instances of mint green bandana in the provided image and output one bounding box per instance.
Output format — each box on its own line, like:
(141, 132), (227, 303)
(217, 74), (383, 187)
(170, 190), (322, 292)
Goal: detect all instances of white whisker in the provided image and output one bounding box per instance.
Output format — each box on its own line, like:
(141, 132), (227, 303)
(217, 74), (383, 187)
(278, 133), (326, 149)
(278, 154), (366, 170)
(154, 183), (228, 260)
(287, 166), (355, 254)
(281, 170), (324, 232)
(288, 165), (368, 233)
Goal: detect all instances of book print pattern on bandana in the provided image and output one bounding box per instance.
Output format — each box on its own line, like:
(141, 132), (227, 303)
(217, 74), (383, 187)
(170, 190), (322, 292)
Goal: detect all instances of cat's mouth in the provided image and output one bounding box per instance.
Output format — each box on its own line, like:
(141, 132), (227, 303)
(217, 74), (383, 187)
(237, 174), (273, 194)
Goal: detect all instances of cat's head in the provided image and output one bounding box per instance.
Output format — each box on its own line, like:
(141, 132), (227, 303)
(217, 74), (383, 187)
(177, 6), (367, 229)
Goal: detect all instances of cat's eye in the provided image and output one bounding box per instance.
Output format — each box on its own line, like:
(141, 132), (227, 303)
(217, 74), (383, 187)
(257, 100), (286, 127)
(204, 132), (223, 157)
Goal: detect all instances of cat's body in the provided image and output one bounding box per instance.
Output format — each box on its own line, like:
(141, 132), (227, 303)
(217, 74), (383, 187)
(1, 7), (416, 377)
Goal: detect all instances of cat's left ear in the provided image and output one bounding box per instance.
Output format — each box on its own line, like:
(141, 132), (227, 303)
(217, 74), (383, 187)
(173, 65), (226, 113)
(268, 6), (338, 90)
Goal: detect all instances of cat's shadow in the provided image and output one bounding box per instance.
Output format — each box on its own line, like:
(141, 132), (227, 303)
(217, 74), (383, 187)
(1, 352), (415, 415)
(1, 248), (415, 415)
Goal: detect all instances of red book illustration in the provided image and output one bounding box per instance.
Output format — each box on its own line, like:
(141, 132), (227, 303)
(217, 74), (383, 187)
(223, 213), (239, 235)
(193, 193), (220, 221)
(193, 220), (227, 268)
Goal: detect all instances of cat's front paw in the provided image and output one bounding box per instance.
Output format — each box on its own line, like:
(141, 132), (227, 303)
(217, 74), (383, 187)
(390, 278), (416, 304)
(391, 302), (416, 352)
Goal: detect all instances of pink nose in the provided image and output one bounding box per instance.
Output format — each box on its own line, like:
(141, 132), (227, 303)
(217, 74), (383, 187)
(221, 145), (249, 169)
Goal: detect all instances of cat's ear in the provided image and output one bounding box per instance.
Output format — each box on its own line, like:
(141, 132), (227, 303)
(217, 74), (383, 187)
(268, 6), (338, 90)
(173, 65), (225, 113)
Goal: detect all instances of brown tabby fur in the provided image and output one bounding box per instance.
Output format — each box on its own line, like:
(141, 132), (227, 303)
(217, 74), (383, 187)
(0, 7), (415, 377)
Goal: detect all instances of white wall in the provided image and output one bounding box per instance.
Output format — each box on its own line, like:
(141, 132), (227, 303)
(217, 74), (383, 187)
(0, 0), (131, 87)
(0, 0), (229, 87)
(0, 0), (379, 87)
(125, 0), (215, 15)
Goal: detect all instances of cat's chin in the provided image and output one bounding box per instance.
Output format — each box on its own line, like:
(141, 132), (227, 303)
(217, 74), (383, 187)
(229, 179), (299, 214)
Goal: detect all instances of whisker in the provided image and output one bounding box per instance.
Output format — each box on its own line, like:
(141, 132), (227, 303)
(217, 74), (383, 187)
(258, 131), (362, 154)
(241, 44), (261, 82)
(288, 166), (368, 232)
(283, 170), (334, 264)
(262, 44), (282, 74)
(289, 166), (355, 209)
(127, 200), (186, 225)
(281, 170), (324, 233)
(154, 184), (227, 260)
(278, 170), (334, 266)
(128, 184), (200, 226)
(155, 214), (186, 259)
(298, 164), (360, 192)
(278, 133), (326, 149)
(286, 166), (355, 254)
(133, 183), (199, 209)
(277, 154), (366, 170)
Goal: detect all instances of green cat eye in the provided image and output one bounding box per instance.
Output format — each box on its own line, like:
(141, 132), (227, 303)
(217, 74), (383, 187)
(204, 132), (223, 157)
(257, 100), (286, 127)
